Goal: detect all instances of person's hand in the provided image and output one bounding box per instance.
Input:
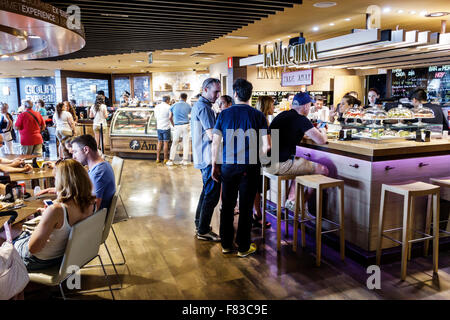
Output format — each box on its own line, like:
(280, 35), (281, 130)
(11, 159), (24, 167)
(36, 207), (46, 214)
(212, 163), (221, 183)
(44, 161), (55, 169)
(36, 188), (49, 197)
(22, 164), (33, 172)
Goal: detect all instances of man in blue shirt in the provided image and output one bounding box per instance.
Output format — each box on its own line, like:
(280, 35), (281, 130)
(166, 93), (192, 166)
(191, 78), (222, 241)
(212, 79), (270, 257)
(71, 134), (116, 210)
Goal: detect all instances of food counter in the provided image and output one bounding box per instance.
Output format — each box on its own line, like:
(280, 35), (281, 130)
(109, 107), (192, 158)
(296, 138), (450, 252)
(267, 137), (450, 252)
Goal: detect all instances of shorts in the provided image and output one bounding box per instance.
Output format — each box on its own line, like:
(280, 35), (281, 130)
(93, 124), (107, 133)
(21, 144), (42, 156)
(157, 129), (171, 142)
(13, 231), (63, 271)
(265, 157), (316, 176)
(56, 129), (73, 144)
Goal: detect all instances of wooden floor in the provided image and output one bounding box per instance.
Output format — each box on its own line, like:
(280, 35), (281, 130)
(25, 159), (450, 300)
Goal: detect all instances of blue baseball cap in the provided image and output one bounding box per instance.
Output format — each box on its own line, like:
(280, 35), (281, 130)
(292, 92), (312, 106)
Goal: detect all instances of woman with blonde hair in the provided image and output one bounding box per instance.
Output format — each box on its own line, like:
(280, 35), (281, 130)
(253, 95), (274, 229)
(13, 159), (96, 270)
(54, 102), (75, 159)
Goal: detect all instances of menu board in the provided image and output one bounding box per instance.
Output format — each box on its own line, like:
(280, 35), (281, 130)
(391, 65), (450, 104)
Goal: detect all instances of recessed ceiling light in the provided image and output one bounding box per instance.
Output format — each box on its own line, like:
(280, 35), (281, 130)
(425, 12), (449, 17)
(312, 26), (319, 31)
(130, 65), (138, 67)
(1, 55), (9, 58)
(276, 38), (281, 41)
(110, 66), (118, 69)
(409, 10), (417, 14)
(419, 10), (428, 16)
(344, 18), (351, 21)
(135, 60), (144, 63)
(225, 35), (249, 39)
(203, 57), (212, 60)
(397, 9), (404, 14)
(287, 35), (292, 38)
(313, 2), (336, 8)
(266, 41), (271, 44)
(329, 23), (335, 26)
(161, 51), (186, 55)
(76, 62), (85, 66)
(382, 7), (391, 13)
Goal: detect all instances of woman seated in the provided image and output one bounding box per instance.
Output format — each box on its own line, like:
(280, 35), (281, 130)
(13, 159), (95, 271)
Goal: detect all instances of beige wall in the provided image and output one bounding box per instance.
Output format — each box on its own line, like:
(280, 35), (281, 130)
(247, 66), (356, 92)
(209, 61), (228, 79)
(333, 75), (365, 107)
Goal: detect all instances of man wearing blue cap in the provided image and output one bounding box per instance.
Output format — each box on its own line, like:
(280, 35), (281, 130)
(267, 92), (329, 211)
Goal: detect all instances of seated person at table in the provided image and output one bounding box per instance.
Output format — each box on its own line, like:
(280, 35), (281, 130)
(13, 159), (95, 270)
(0, 136), (32, 173)
(37, 135), (115, 210)
(267, 92), (329, 211)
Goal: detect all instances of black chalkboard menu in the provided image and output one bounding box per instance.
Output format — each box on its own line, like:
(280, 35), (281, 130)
(391, 65), (450, 104)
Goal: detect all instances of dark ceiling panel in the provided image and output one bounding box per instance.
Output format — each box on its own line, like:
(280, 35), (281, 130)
(43, 0), (301, 60)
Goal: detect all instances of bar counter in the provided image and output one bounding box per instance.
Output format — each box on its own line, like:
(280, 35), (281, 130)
(271, 138), (450, 252)
(75, 119), (111, 150)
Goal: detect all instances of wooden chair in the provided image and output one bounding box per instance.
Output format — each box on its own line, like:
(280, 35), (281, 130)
(293, 174), (345, 267)
(376, 181), (440, 281)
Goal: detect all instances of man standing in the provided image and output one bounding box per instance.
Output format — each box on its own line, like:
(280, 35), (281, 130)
(166, 93), (191, 166)
(71, 135), (116, 210)
(15, 100), (46, 156)
(191, 78), (221, 241)
(154, 96), (172, 164)
(211, 79), (270, 257)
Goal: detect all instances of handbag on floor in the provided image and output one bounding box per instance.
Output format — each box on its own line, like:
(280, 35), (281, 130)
(0, 211), (29, 300)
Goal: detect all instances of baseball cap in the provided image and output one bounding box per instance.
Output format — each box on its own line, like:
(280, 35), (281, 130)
(292, 92), (312, 106)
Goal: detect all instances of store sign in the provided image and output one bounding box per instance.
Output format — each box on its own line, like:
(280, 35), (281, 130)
(227, 57), (233, 69)
(281, 69), (313, 87)
(129, 140), (157, 151)
(256, 67), (281, 80)
(19, 77), (56, 104)
(263, 41), (318, 68)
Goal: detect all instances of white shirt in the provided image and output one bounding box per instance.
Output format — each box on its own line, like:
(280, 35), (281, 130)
(91, 104), (108, 126)
(53, 111), (74, 131)
(154, 102), (171, 130)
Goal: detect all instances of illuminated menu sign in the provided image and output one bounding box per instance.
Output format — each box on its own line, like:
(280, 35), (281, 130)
(19, 77), (56, 105)
(263, 41), (318, 68)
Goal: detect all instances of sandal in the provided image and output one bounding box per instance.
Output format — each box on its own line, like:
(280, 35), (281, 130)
(252, 215), (271, 229)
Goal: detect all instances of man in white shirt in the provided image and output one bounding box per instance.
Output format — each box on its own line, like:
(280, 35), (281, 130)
(313, 95), (330, 123)
(154, 96), (172, 164)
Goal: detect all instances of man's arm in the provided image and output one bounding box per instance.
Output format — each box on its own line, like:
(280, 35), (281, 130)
(305, 127), (327, 145)
(0, 164), (32, 173)
(169, 111), (174, 127)
(95, 197), (102, 210)
(211, 133), (222, 182)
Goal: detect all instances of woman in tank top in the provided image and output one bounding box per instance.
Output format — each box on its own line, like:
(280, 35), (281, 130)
(14, 159), (96, 271)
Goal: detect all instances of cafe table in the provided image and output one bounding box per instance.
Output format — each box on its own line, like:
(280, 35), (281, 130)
(9, 167), (55, 189)
(0, 195), (56, 227)
(1, 154), (38, 161)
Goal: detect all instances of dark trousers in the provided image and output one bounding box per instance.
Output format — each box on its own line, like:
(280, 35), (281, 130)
(195, 165), (221, 234)
(220, 164), (259, 252)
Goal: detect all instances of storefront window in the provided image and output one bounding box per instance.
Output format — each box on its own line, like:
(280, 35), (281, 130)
(114, 77), (130, 103)
(133, 76), (151, 102)
(67, 78), (109, 107)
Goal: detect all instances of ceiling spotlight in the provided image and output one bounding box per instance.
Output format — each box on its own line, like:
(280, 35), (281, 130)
(76, 62), (85, 66)
(397, 9), (404, 14)
(344, 18), (351, 21)
(425, 12), (449, 17)
(409, 10), (417, 14)
(419, 10), (428, 16)
(382, 7), (391, 13)
(329, 22), (335, 26)
(276, 38), (281, 41)
(313, 2), (337, 8)
(135, 60), (144, 62)
(312, 26), (319, 31)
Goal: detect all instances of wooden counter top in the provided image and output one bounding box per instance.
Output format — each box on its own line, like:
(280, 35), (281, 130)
(299, 138), (450, 161)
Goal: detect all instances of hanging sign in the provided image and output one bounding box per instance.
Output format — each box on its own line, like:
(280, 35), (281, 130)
(281, 69), (314, 87)
(263, 41), (318, 68)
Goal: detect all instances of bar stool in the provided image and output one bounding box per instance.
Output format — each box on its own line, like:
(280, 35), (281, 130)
(424, 177), (450, 256)
(293, 174), (345, 267)
(376, 182), (440, 281)
(261, 169), (298, 251)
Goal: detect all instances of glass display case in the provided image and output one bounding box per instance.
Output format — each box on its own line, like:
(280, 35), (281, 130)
(110, 108), (157, 137)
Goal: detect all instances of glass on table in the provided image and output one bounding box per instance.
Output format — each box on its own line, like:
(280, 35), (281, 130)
(36, 157), (45, 173)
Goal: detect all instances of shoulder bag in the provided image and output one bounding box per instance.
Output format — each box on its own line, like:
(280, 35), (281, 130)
(26, 110), (49, 142)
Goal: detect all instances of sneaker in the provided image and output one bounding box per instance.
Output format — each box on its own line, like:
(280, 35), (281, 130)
(237, 243), (257, 258)
(222, 247), (235, 254)
(197, 230), (221, 242)
(181, 160), (190, 166)
(166, 160), (174, 166)
(155, 159), (161, 164)
(163, 159), (169, 164)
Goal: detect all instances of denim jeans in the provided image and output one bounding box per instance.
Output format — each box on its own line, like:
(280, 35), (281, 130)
(13, 232), (63, 271)
(220, 164), (259, 252)
(195, 165), (221, 234)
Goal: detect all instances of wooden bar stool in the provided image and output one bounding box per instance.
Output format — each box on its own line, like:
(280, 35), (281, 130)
(293, 174), (345, 267)
(261, 169), (298, 251)
(376, 182), (440, 281)
(424, 177), (450, 256)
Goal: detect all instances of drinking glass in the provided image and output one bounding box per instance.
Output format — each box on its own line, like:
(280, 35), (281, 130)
(36, 157), (45, 173)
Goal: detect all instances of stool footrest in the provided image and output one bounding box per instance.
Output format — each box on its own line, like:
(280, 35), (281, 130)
(321, 228), (341, 235)
(382, 234), (403, 245)
(322, 218), (340, 226)
(383, 227), (403, 234)
(299, 217), (316, 224)
(408, 235), (434, 243)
